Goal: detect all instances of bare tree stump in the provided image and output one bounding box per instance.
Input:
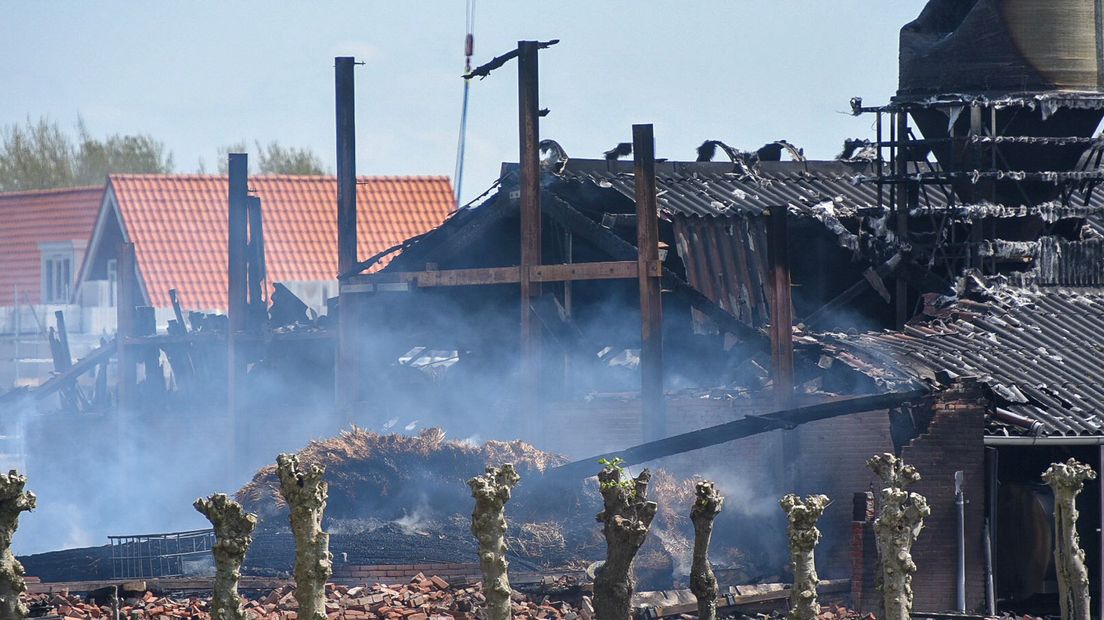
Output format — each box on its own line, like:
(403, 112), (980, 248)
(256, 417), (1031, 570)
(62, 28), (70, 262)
(0, 471), (34, 620)
(780, 494), (830, 620)
(468, 464), (521, 620)
(867, 453), (929, 620)
(1043, 458), (1096, 620)
(594, 462), (657, 620)
(690, 481), (724, 620)
(277, 454), (331, 620)
(194, 494), (257, 620)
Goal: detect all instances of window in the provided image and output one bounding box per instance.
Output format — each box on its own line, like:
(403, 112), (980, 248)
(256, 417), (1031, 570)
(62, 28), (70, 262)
(107, 259), (118, 307)
(44, 255), (72, 304)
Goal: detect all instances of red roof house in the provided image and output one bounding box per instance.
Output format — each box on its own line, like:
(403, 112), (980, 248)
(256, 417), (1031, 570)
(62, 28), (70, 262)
(77, 174), (454, 312)
(0, 186), (105, 307)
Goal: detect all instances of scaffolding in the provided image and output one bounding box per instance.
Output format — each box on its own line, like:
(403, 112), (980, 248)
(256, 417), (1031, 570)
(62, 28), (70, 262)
(847, 92), (1104, 324)
(109, 528), (215, 579)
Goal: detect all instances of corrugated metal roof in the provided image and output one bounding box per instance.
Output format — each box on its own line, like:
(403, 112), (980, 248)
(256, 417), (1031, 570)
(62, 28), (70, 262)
(553, 158), (1104, 223)
(817, 287), (1104, 437)
(554, 159), (882, 218)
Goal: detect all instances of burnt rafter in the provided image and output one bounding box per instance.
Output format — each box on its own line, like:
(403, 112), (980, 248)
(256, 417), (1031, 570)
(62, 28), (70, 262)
(462, 39), (559, 80)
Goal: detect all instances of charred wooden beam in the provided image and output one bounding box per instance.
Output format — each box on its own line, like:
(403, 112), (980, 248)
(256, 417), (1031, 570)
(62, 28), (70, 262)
(894, 112), (910, 328)
(518, 40), (543, 421)
(335, 56), (359, 412)
(633, 124), (665, 442)
(116, 242), (137, 413)
(540, 193), (768, 348)
(342, 261), (659, 292)
(801, 254), (903, 330)
(547, 390), (927, 481)
(768, 206), (794, 407)
(336, 56), (358, 276)
(246, 195), (266, 328)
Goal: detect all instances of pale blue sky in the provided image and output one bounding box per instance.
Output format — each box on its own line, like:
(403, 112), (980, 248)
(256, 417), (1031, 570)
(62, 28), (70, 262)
(1, 2), (926, 202)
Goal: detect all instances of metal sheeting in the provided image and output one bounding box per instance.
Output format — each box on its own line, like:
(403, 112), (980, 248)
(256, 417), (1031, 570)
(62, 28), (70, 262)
(819, 287), (1104, 437)
(672, 216), (771, 327)
(556, 160), (881, 219)
(554, 158), (1104, 222)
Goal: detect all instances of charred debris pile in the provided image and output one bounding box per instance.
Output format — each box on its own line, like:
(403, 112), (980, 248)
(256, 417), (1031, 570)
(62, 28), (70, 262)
(234, 427), (777, 588)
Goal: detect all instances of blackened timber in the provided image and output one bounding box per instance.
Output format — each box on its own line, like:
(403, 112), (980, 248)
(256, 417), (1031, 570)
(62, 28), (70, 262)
(0, 340), (117, 405)
(246, 195), (266, 328)
(518, 40), (542, 418)
(547, 390), (928, 481)
(342, 261), (659, 291)
(768, 206), (794, 406)
(227, 154), (249, 334)
(894, 112), (910, 328)
(116, 242), (137, 413)
(227, 153), (248, 457)
(168, 289), (188, 335)
(336, 57), (358, 276)
(540, 193), (768, 348)
(335, 56), (359, 411)
(633, 124), (665, 442)
(802, 254), (903, 329)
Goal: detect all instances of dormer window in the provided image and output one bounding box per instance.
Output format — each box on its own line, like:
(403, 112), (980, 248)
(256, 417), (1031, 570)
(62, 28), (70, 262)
(39, 241), (81, 305)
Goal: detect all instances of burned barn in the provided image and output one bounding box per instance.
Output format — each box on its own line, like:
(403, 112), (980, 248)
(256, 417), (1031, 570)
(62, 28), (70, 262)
(11, 1), (1104, 619)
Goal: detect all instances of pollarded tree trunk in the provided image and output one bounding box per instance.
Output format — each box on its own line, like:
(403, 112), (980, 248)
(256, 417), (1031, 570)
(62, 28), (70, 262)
(780, 494), (830, 620)
(0, 471), (34, 620)
(194, 493), (258, 620)
(690, 481), (724, 620)
(468, 464), (521, 620)
(867, 453), (929, 620)
(1043, 458), (1097, 620)
(594, 463), (657, 620)
(277, 454), (331, 620)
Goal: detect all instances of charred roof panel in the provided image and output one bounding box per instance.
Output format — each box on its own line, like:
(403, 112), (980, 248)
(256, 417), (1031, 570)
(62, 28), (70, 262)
(818, 287), (1104, 437)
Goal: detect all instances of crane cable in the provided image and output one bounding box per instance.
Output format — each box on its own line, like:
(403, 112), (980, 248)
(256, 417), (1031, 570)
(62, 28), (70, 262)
(453, 0), (475, 208)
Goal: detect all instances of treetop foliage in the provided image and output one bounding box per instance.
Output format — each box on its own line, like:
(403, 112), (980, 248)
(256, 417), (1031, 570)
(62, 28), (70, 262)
(0, 117), (173, 192)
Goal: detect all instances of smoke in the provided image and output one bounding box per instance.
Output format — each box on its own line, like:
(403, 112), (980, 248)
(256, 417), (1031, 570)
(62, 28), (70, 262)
(14, 270), (791, 588)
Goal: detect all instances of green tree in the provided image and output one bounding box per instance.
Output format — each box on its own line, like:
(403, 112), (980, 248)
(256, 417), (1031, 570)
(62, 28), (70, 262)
(214, 140), (327, 176)
(0, 117), (173, 191)
(74, 119), (173, 183)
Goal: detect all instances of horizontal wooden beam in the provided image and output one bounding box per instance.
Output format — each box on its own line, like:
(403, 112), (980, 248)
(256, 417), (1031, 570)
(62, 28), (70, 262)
(342, 260), (661, 293)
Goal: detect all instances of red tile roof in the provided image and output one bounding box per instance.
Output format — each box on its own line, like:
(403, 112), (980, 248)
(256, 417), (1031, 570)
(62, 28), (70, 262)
(108, 174), (453, 310)
(0, 186), (104, 306)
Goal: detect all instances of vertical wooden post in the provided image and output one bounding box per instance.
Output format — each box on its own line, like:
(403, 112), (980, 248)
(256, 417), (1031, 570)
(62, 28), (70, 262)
(895, 111), (910, 328)
(335, 56), (359, 412)
(227, 154), (249, 332)
(518, 41), (542, 418)
(227, 153), (248, 463)
(116, 242), (137, 413)
(336, 56), (358, 277)
(633, 124), (664, 442)
(768, 206), (794, 407)
(246, 195), (266, 328)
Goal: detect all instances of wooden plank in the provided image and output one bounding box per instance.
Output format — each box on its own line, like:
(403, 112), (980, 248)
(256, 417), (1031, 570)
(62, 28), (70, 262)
(637, 579), (850, 620)
(633, 124), (665, 443)
(116, 242), (137, 414)
(518, 40), (543, 423)
(768, 206), (794, 407)
(342, 261), (654, 292)
(533, 261), (653, 282)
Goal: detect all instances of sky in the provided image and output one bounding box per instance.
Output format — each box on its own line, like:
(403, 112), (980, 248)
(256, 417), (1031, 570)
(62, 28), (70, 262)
(1, 2), (926, 203)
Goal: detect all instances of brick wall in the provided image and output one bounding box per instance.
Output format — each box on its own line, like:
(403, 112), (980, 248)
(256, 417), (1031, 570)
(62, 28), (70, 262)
(900, 379), (987, 612)
(792, 408), (894, 579)
(540, 394), (899, 586)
